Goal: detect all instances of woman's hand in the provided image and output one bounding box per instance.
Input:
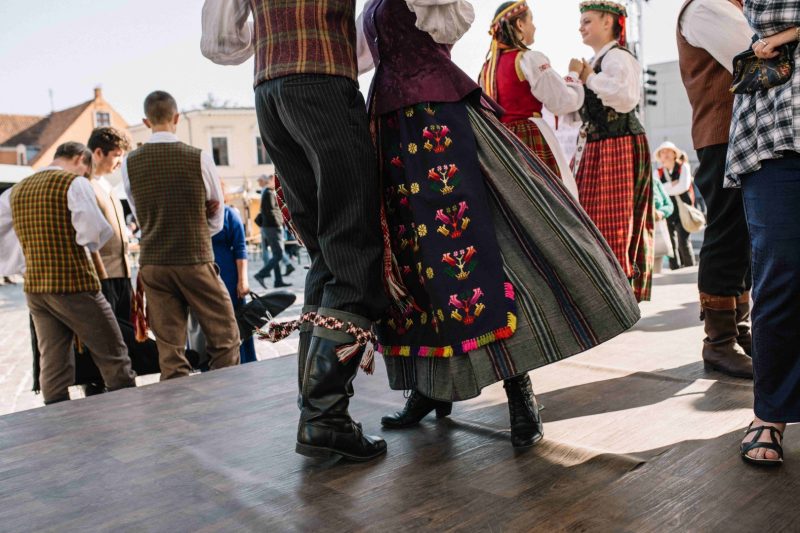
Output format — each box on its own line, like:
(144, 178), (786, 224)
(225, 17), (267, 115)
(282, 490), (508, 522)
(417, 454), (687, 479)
(753, 27), (798, 59)
(580, 59), (594, 83)
(237, 280), (250, 299)
(568, 58), (584, 74)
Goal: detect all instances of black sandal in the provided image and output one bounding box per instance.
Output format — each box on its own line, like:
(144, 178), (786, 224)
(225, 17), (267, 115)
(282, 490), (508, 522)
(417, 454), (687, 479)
(740, 422), (784, 466)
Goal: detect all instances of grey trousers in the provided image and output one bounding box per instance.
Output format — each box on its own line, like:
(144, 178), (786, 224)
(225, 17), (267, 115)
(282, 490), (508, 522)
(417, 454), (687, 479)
(254, 74), (388, 322)
(27, 291), (136, 403)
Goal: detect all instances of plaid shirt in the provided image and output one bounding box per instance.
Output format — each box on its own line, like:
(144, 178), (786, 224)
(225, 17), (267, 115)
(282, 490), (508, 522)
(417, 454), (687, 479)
(726, 0), (800, 187)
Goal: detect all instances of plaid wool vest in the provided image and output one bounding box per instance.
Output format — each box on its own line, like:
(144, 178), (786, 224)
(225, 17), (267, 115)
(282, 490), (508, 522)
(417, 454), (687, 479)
(249, 0), (358, 86)
(10, 170), (100, 294)
(126, 142), (213, 266)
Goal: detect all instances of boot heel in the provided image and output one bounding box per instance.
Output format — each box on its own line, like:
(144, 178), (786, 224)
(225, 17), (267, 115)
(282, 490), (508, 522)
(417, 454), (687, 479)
(435, 403), (452, 418)
(295, 442), (335, 459)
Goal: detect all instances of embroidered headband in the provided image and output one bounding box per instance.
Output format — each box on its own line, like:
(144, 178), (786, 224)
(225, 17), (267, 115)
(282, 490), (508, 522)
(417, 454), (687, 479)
(579, 0), (628, 47)
(489, 1), (529, 37)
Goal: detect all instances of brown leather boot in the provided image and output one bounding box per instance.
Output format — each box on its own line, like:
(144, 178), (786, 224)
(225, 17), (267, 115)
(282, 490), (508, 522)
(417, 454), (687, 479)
(700, 293), (753, 379)
(736, 292), (752, 356)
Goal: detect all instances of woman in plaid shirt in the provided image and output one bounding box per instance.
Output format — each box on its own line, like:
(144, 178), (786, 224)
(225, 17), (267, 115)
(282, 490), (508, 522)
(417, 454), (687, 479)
(728, 0), (800, 466)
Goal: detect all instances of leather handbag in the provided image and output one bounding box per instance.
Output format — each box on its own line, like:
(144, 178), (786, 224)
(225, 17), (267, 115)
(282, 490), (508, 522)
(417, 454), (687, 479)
(676, 197), (706, 234)
(731, 37), (797, 94)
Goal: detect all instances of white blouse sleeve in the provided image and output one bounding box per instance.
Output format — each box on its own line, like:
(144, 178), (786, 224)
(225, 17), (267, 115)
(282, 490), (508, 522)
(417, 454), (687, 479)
(519, 51), (585, 116)
(200, 0), (254, 65)
(405, 0), (475, 45)
(356, 10), (375, 75)
(662, 165), (692, 196)
(586, 48), (641, 113)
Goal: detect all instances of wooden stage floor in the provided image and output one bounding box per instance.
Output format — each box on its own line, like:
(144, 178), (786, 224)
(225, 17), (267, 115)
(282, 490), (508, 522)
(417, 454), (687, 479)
(1, 269), (798, 532)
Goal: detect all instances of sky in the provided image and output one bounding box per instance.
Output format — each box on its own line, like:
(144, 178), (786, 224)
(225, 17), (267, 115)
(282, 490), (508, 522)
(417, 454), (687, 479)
(0, 0), (684, 124)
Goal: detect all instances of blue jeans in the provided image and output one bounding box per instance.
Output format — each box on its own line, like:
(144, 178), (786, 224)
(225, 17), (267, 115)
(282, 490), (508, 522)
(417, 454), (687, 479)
(256, 227), (284, 284)
(742, 157), (800, 422)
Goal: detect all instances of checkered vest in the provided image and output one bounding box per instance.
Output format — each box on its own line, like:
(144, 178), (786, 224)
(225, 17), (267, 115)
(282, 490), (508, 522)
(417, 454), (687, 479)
(10, 170), (100, 294)
(125, 142), (213, 266)
(249, 0), (358, 86)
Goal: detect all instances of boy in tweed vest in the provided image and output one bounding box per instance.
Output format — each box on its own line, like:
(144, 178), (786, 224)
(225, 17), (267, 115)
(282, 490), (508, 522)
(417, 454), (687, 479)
(202, 0), (388, 462)
(122, 91), (240, 380)
(0, 142), (136, 404)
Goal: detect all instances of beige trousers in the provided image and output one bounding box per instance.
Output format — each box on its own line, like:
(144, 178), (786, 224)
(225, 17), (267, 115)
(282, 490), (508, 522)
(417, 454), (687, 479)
(139, 263), (240, 380)
(27, 291), (136, 403)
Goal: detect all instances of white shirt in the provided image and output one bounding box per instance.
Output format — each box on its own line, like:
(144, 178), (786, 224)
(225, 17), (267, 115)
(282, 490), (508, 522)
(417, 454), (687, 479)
(121, 132), (225, 236)
(585, 41), (642, 113)
(518, 51), (584, 116)
(679, 0), (752, 74)
(0, 166), (114, 276)
(657, 164), (693, 196)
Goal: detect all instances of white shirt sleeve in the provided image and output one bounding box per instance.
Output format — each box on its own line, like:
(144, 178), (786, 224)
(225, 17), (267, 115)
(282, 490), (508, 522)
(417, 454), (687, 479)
(586, 48), (641, 113)
(405, 0), (475, 45)
(356, 9), (376, 75)
(680, 0), (753, 73)
(662, 165), (692, 196)
(200, 0), (254, 65)
(121, 156), (137, 222)
(0, 189), (25, 276)
(67, 177), (114, 253)
(519, 51), (585, 116)
(200, 151), (225, 236)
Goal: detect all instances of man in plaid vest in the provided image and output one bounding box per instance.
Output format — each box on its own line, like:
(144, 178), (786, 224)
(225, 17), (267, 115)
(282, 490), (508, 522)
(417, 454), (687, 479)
(122, 91), (240, 381)
(202, 0), (388, 461)
(0, 142), (136, 404)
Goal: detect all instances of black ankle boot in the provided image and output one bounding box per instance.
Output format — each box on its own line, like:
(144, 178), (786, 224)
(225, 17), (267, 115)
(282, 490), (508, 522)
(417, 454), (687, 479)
(296, 336), (386, 462)
(503, 373), (543, 449)
(381, 391), (452, 429)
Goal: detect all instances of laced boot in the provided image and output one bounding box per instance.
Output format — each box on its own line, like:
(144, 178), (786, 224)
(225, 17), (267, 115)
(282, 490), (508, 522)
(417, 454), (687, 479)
(296, 336), (386, 462)
(381, 391), (452, 429)
(503, 373), (544, 449)
(735, 292), (752, 356)
(700, 293), (753, 379)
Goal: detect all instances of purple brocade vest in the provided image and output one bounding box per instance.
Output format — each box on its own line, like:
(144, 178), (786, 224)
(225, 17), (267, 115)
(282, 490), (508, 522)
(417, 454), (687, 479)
(364, 0), (480, 115)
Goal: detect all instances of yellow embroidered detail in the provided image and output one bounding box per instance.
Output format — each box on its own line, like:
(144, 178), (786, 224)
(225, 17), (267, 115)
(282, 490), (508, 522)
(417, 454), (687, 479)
(408, 143), (418, 154)
(426, 267), (434, 279)
(405, 107), (415, 117)
(410, 183), (420, 194)
(420, 312), (428, 325)
(423, 140), (434, 152)
(417, 224), (427, 237)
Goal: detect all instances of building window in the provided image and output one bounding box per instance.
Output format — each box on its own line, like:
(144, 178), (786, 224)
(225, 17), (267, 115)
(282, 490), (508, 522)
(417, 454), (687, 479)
(211, 137), (229, 166)
(256, 137), (272, 165)
(95, 111), (111, 127)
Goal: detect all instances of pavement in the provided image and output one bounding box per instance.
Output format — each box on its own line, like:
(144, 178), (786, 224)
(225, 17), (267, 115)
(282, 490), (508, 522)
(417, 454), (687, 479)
(0, 256), (307, 416)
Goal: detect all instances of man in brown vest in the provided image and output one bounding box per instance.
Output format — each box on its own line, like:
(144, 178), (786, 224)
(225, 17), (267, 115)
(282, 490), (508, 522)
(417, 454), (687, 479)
(677, 0), (754, 378)
(0, 142), (136, 404)
(202, 0), (388, 462)
(122, 91), (240, 381)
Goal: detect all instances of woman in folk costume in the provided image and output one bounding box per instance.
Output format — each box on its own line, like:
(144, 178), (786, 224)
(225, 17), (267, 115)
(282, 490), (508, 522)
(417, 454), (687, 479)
(479, 0), (584, 198)
(570, 0), (655, 302)
(356, 0), (640, 449)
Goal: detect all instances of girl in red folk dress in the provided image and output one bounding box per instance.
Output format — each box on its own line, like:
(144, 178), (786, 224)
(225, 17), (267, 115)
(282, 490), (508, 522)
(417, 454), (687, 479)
(569, 0), (655, 302)
(480, 0), (584, 197)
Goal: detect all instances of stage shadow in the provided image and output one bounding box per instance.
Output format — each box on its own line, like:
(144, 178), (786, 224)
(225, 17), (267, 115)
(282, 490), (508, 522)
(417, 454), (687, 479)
(633, 301), (700, 332)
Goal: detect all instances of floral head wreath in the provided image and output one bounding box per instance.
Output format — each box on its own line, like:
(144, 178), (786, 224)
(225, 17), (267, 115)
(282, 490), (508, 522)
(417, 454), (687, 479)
(482, 1), (529, 99)
(489, 1), (529, 37)
(579, 0), (628, 47)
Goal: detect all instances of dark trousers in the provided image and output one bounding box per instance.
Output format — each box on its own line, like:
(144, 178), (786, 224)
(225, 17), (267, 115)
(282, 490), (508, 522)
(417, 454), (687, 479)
(742, 157), (800, 422)
(666, 194), (695, 270)
(695, 144), (751, 295)
(101, 277), (133, 322)
(254, 75), (388, 320)
(255, 226), (284, 284)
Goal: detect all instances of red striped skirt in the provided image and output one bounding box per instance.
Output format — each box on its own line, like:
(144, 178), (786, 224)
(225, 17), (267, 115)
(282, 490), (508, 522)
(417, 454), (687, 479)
(574, 134), (654, 302)
(504, 119), (561, 178)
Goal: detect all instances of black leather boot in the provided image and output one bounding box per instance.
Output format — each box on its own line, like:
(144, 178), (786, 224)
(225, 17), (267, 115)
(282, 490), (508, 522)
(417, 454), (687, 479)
(503, 373), (543, 449)
(381, 391), (452, 428)
(735, 292), (752, 356)
(296, 336), (386, 462)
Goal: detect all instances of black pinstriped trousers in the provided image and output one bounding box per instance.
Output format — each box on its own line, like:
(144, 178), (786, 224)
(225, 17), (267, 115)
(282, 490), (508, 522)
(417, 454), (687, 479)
(255, 75), (388, 322)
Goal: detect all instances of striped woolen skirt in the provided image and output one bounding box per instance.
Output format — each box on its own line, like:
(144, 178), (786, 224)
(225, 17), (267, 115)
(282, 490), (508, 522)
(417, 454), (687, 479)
(573, 134), (655, 302)
(503, 119), (560, 178)
(382, 102), (641, 402)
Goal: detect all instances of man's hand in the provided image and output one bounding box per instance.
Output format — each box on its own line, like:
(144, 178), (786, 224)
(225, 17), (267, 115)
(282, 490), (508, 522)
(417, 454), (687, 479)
(206, 200), (220, 219)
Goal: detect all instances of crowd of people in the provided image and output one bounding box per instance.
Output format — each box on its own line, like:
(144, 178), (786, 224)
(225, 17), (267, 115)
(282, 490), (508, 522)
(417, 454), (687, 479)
(0, 0), (797, 469)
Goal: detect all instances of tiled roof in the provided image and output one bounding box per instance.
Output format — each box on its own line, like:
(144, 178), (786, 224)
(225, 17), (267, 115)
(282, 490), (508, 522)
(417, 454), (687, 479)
(0, 100), (93, 164)
(0, 114), (43, 145)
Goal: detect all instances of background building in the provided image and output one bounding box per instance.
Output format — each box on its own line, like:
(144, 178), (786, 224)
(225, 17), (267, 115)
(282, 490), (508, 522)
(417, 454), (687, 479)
(643, 60), (696, 168)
